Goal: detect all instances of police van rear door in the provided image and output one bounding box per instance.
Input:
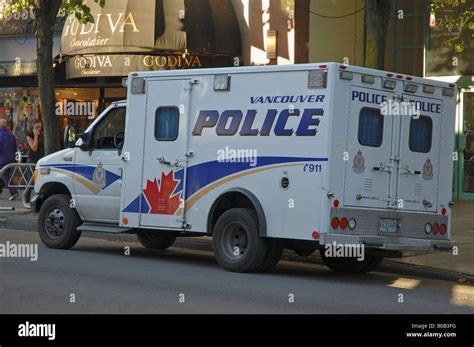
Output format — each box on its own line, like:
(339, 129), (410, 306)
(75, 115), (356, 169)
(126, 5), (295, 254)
(344, 87), (398, 209)
(396, 94), (442, 213)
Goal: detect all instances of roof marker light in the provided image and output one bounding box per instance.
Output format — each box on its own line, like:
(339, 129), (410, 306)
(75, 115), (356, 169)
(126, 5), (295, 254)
(214, 74), (231, 91)
(339, 71), (353, 80)
(382, 79), (397, 90)
(423, 85), (435, 94)
(443, 88), (455, 97)
(361, 74), (375, 84)
(308, 70), (327, 88)
(404, 83), (418, 93)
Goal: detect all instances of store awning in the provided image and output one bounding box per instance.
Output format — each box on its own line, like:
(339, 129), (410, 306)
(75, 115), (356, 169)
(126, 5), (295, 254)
(61, 0), (242, 78)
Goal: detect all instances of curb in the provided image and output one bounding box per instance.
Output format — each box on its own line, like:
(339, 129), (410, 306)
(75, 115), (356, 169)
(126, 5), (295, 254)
(1, 215), (473, 284)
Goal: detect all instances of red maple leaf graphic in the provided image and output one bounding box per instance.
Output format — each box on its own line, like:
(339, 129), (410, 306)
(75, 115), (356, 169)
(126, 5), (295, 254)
(143, 171), (182, 215)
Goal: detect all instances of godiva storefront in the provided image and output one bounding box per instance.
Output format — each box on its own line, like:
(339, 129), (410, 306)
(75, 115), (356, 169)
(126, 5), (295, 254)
(56, 0), (242, 133)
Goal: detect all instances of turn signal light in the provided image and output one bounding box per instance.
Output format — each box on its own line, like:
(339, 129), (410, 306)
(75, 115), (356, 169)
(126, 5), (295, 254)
(433, 223), (439, 234)
(33, 169), (39, 185)
(331, 217), (339, 229)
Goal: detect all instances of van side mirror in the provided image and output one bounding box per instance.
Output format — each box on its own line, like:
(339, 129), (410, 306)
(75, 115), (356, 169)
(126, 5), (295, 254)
(63, 125), (77, 149)
(79, 132), (92, 151)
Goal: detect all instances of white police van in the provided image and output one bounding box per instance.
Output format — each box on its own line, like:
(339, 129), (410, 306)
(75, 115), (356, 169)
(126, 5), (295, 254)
(32, 63), (457, 273)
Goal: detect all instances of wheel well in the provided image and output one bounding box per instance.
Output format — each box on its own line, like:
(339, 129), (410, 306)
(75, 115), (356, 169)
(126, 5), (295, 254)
(207, 189), (267, 236)
(35, 183), (72, 212)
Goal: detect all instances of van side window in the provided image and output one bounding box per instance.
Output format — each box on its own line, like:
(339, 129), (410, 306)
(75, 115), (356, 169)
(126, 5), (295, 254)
(358, 107), (383, 147)
(409, 115), (432, 153)
(92, 107), (126, 149)
(155, 107), (179, 141)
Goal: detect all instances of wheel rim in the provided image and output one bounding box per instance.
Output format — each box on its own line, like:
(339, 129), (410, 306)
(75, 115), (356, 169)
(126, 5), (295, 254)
(221, 222), (248, 260)
(44, 207), (66, 239)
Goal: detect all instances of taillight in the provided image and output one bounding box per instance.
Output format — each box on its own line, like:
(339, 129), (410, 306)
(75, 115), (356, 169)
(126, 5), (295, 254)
(331, 217), (339, 229)
(441, 208), (447, 216)
(333, 199), (340, 208)
(340, 218), (348, 230)
(440, 224), (447, 235)
(433, 223), (439, 234)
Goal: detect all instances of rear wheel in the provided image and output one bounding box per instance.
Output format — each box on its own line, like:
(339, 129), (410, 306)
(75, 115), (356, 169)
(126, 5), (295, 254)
(212, 208), (269, 273)
(38, 194), (82, 249)
(320, 249), (383, 273)
(137, 230), (177, 250)
(255, 239), (283, 272)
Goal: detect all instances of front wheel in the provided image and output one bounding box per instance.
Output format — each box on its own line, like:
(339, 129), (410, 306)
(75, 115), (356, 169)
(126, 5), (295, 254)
(136, 230), (177, 250)
(38, 194), (82, 249)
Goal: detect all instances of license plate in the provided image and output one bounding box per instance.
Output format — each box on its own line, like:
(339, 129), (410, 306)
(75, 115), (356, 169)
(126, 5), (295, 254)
(379, 218), (398, 233)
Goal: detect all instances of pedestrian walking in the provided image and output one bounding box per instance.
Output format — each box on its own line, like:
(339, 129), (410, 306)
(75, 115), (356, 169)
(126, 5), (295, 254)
(0, 119), (19, 200)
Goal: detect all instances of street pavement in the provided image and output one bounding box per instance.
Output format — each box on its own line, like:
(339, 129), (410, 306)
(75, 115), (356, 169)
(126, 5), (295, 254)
(1, 228), (473, 314)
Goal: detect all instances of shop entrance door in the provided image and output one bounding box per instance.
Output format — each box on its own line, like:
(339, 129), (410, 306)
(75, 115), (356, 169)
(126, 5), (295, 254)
(454, 89), (474, 200)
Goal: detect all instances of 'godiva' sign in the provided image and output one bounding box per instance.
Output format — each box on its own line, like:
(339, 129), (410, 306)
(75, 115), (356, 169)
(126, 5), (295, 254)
(61, 0), (242, 78)
(61, 0), (155, 56)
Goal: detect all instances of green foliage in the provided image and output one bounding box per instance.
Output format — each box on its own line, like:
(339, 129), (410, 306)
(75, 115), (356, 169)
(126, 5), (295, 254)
(431, 0), (473, 54)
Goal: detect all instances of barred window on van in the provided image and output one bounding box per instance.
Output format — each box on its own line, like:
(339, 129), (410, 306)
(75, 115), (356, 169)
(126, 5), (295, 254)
(155, 107), (179, 141)
(409, 115), (432, 153)
(358, 107), (384, 147)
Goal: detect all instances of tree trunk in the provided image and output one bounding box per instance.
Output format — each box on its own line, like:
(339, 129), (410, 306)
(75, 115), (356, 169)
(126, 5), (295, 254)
(35, 0), (62, 155)
(364, 0), (392, 70)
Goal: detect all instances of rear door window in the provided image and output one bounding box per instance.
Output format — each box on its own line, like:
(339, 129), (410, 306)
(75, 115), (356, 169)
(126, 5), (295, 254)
(409, 115), (432, 153)
(358, 107), (384, 147)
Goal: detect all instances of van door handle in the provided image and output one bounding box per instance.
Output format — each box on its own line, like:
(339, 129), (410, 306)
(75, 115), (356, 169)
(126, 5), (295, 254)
(158, 157), (171, 165)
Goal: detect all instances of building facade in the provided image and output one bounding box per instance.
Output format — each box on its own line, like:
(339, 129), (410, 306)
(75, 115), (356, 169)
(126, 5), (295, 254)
(0, 0), (472, 200)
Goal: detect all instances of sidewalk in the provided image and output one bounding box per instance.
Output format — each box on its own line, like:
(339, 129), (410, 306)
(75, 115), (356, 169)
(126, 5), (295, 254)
(1, 192), (473, 283)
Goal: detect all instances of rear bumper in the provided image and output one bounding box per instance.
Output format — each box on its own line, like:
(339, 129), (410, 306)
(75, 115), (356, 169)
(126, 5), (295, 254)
(320, 233), (454, 251)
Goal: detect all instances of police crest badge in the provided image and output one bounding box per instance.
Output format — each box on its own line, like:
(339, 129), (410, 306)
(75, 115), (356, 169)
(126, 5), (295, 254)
(422, 158), (433, 181)
(353, 150), (365, 174)
(92, 163), (107, 189)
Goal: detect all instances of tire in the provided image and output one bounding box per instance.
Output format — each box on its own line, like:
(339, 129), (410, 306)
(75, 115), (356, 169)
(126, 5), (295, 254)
(255, 239), (283, 272)
(212, 208), (268, 273)
(38, 194), (82, 249)
(320, 249), (383, 274)
(136, 230), (177, 250)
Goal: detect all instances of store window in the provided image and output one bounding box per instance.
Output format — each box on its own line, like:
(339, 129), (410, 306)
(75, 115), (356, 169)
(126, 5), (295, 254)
(0, 88), (40, 156)
(104, 88), (127, 108)
(384, 0), (425, 77)
(55, 88), (99, 136)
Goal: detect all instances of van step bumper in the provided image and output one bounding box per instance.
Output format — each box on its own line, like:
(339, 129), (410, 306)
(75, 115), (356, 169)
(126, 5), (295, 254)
(78, 223), (133, 234)
(319, 233), (454, 252)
